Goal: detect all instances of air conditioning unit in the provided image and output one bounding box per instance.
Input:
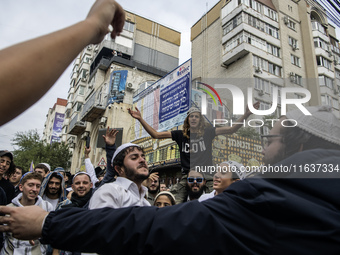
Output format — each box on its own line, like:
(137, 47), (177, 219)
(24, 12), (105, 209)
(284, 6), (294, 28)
(292, 44), (298, 51)
(255, 66), (262, 73)
(99, 117), (107, 126)
(69, 143), (75, 149)
(258, 89), (264, 96)
(126, 83), (136, 91)
(68, 137), (75, 144)
(81, 133), (88, 140)
(289, 72), (295, 82)
(88, 84), (93, 90)
(283, 16), (289, 25)
(81, 77), (87, 82)
(87, 45), (92, 50)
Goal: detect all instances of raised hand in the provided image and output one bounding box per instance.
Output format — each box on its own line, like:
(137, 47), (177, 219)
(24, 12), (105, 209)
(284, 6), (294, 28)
(102, 126), (119, 146)
(128, 107), (142, 120)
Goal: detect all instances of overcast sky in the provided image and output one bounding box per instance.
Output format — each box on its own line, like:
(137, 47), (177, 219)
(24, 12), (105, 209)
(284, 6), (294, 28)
(0, 0), (219, 151)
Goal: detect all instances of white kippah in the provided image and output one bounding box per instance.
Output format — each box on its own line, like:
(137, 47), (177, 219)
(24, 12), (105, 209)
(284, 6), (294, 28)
(72, 172), (91, 183)
(40, 163), (51, 171)
(111, 143), (140, 165)
(220, 161), (246, 180)
(286, 105), (340, 146)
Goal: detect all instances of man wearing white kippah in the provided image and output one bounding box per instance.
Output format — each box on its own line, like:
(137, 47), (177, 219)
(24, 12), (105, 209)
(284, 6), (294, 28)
(34, 163), (51, 180)
(88, 143), (150, 209)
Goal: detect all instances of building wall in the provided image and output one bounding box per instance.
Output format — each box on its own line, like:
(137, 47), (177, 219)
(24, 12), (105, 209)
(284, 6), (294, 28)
(62, 9), (181, 173)
(191, 0), (340, 121)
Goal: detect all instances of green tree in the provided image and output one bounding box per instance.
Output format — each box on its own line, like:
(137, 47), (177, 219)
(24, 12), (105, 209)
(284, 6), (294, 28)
(235, 127), (261, 140)
(11, 129), (72, 171)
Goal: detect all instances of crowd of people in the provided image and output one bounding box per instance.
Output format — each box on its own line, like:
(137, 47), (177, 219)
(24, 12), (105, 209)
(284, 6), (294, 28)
(0, 0), (339, 254)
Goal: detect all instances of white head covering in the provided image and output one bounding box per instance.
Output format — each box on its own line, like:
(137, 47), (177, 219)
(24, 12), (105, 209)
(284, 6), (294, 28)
(220, 160), (246, 180)
(40, 163), (51, 171)
(286, 105), (340, 146)
(111, 143), (141, 165)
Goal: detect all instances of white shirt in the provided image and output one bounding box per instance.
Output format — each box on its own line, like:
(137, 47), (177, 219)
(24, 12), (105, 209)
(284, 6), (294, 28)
(42, 194), (59, 210)
(85, 158), (99, 185)
(198, 190), (216, 202)
(89, 177), (150, 209)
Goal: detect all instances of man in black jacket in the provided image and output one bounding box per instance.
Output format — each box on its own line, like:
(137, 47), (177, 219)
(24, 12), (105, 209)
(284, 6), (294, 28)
(0, 106), (340, 255)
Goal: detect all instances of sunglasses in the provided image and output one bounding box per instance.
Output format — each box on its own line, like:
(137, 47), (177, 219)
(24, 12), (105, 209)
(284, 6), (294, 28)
(187, 177), (204, 183)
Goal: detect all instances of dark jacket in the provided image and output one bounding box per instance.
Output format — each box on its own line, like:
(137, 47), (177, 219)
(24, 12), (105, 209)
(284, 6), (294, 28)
(41, 149), (340, 255)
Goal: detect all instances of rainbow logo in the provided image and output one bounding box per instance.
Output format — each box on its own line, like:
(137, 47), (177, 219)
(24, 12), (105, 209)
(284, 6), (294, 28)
(197, 82), (222, 115)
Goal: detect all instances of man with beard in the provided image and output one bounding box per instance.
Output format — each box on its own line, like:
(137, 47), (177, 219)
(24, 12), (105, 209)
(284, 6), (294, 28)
(185, 170), (207, 202)
(39, 172), (67, 210)
(88, 143), (150, 209)
(145, 173), (160, 204)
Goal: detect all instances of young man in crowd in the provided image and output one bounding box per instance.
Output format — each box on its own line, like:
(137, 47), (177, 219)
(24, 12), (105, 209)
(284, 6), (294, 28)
(88, 143), (150, 209)
(9, 166), (26, 197)
(0, 151), (15, 204)
(199, 161), (243, 202)
(34, 163), (51, 179)
(39, 172), (67, 210)
(145, 173), (160, 204)
(1, 172), (53, 255)
(56, 172), (93, 210)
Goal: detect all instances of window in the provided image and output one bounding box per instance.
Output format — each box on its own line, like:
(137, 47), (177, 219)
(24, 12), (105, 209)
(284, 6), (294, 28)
(290, 73), (302, 86)
(253, 55), (282, 77)
(291, 54), (300, 67)
(267, 43), (280, 57)
(287, 19), (296, 30)
(263, 6), (278, 21)
(316, 56), (332, 69)
(72, 102), (83, 112)
(289, 36), (298, 48)
(222, 13), (242, 35)
(311, 21), (326, 35)
(313, 37), (328, 50)
(319, 75), (334, 89)
(321, 95), (334, 107)
(123, 21), (135, 32)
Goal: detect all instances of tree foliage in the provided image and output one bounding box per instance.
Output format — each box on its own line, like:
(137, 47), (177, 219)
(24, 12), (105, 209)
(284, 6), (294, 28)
(11, 129), (72, 171)
(235, 127), (261, 140)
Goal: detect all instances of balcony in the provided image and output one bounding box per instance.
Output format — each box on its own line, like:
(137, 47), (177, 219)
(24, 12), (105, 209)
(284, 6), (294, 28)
(80, 91), (108, 122)
(68, 113), (86, 135)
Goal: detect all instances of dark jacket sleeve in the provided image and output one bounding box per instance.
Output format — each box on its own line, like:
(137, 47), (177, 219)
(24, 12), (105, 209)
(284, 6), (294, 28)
(101, 144), (116, 184)
(41, 180), (274, 255)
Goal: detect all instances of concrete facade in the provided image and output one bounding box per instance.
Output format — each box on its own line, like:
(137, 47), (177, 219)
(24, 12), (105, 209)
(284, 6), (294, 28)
(191, 0), (340, 126)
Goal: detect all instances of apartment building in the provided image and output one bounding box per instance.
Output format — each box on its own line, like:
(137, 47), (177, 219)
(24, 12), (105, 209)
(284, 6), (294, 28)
(62, 11), (181, 173)
(42, 98), (67, 144)
(191, 0), (340, 128)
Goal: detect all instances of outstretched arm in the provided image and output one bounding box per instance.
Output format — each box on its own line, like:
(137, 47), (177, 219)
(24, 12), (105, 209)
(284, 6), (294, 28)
(84, 146), (99, 186)
(0, 0), (125, 126)
(102, 127), (118, 184)
(128, 107), (171, 139)
(215, 102), (260, 135)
